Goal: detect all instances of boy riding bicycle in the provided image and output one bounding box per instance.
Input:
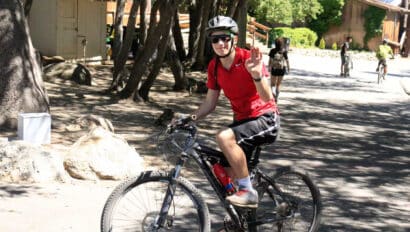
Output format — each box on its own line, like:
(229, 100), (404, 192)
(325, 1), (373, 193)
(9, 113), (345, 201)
(376, 39), (394, 78)
(185, 16), (280, 208)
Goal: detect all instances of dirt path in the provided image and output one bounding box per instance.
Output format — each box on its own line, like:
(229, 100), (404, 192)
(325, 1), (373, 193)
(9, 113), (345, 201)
(1, 49), (409, 231)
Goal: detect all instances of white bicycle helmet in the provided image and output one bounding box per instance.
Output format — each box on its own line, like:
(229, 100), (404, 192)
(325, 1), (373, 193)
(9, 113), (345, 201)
(206, 16), (238, 36)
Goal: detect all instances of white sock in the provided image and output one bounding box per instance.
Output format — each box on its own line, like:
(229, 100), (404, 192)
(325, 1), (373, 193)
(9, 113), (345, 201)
(271, 87), (276, 96)
(237, 176), (252, 190)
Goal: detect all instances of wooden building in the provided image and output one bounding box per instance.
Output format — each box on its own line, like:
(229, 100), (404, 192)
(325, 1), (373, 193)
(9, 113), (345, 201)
(323, 0), (410, 52)
(29, 0), (107, 60)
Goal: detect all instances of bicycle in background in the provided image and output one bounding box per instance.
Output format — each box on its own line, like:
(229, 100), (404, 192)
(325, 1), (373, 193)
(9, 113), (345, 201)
(343, 54), (353, 77)
(377, 62), (386, 84)
(100, 116), (322, 232)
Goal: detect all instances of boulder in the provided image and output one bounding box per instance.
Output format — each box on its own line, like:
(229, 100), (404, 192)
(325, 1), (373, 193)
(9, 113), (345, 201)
(65, 114), (115, 133)
(64, 127), (144, 180)
(0, 141), (68, 183)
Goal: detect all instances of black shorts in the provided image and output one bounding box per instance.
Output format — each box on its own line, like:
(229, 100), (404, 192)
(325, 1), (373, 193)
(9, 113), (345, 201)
(341, 55), (346, 65)
(228, 112), (280, 164)
(271, 68), (286, 76)
(378, 59), (387, 67)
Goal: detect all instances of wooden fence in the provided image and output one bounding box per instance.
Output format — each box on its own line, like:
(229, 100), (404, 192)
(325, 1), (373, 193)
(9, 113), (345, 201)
(247, 18), (272, 47)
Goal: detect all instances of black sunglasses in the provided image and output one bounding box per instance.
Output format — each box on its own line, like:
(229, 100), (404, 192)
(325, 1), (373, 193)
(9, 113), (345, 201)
(211, 34), (232, 44)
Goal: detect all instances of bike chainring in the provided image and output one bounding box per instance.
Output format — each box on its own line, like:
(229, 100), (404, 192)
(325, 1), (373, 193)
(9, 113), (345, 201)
(221, 215), (249, 232)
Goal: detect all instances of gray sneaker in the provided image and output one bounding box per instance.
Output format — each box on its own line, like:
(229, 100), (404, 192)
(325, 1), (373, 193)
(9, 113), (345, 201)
(226, 188), (258, 208)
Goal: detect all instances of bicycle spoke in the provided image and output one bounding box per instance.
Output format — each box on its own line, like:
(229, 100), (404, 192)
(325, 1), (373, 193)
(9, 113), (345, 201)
(252, 169), (321, 232)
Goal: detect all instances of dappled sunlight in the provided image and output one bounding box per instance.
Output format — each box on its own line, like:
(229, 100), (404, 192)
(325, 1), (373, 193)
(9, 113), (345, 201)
(6, 48), (406, 231)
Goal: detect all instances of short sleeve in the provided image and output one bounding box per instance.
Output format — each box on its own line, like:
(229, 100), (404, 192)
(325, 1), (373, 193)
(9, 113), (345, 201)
(206, 59), (219, 90)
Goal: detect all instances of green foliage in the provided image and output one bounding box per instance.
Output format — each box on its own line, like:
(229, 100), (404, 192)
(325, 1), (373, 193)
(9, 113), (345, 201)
(363, 6), (386, 47)
(331, 42), (338, 50)
(249, 0), (322, 26)
(319, 37), (326, 49)
(308, 0), (345, 37)
(350, 41), (364, 51)
(271, 27), (318, 48)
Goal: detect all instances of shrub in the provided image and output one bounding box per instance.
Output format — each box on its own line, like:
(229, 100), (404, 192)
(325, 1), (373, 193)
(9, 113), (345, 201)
(319, 38), (326, 49)
(270, 27), (318, 48)
(332, 42), (338, 50)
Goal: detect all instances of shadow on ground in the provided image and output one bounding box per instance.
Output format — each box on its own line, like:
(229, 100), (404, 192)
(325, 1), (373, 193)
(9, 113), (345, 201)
(2, 64), (408, 231)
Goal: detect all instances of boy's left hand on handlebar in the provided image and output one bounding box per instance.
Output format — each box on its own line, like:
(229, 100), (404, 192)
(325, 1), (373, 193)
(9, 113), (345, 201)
(171, 113), (195, 126)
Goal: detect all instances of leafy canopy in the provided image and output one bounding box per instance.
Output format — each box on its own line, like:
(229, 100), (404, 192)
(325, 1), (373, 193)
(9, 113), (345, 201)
(249, 0), (323, 25)
(308, 0), (345, 37)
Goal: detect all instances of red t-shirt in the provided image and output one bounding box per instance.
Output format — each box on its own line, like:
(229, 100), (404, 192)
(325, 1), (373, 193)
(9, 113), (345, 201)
(207, 47), (277, 121)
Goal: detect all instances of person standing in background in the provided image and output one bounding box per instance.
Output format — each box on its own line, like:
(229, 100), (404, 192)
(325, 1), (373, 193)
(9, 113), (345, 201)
(268, 37), (290, 103)
(340, 36), (352, 76)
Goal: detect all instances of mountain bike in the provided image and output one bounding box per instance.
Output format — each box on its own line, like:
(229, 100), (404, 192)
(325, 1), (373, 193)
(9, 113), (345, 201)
(377, 62), (385, 84)
(100, 116), (322, 232)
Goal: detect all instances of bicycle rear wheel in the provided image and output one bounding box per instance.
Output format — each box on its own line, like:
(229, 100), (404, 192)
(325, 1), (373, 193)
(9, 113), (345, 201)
(254, 167), (321, 232)
(377, 66), (384, 84)
(101, 170), (211, 232)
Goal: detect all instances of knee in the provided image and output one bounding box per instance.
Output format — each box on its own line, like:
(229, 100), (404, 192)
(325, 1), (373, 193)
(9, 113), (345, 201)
(216, 129), (235, 146)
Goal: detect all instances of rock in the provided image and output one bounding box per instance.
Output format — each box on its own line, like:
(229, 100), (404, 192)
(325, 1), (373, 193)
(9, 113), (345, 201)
(64, 127), (144, 180)
(66, 114), (115, 133)
(154, 108), (174, 126)
(43, 62), (92, 85)
(0, 140), (68, 183)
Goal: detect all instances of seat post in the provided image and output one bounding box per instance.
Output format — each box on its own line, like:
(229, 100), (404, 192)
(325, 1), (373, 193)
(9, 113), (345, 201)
(248, 146), (261, 170)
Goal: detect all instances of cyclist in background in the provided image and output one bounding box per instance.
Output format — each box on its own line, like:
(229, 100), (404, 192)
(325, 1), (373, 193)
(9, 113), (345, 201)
(376, 39), (394, 77)
(340, 36), (352, 76)
(189, 16), (280, 208)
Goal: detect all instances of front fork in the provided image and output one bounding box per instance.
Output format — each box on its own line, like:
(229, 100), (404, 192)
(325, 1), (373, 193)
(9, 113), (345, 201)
(153, 155), (186, 229)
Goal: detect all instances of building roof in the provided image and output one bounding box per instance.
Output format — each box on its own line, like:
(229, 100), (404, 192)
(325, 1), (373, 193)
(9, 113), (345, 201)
(357, 0), (410, 13)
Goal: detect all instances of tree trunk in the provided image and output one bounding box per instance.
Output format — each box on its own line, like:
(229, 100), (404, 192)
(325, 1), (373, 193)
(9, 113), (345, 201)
(23, 0), (33, 17)
(139, 0), (148, 46)
(187, 2), (200, 61)
(109, 0), (140, 92)
(235, 0), (248, 48)
(226, 0), (239, 17)
(138, 29), (171, 101)
(165, 24), (187, 91)
(167, 34), (187, 91)
(172, 9), (186, 61)
(119, 0), (177, 100)
(0, 0), (49, 129)
(112, 0), (126, 61)
(191, 0), (214, 70)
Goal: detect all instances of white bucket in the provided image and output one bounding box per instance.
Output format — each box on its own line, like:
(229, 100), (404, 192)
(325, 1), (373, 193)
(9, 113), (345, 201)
(18, 113), (51, 144)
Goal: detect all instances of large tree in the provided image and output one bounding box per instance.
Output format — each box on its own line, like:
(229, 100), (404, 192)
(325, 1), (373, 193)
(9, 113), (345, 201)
(308, 0), (345, 38)
(118, 0), (180, 101)
(0, 0), (49, 129)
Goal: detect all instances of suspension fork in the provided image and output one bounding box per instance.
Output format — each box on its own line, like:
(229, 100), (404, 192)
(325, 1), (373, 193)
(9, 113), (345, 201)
(154, 154), (187, 229)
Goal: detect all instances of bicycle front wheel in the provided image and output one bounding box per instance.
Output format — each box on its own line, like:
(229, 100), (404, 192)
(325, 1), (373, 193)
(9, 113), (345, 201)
(101, 170), (211, 232)
(254, 167), (321, 232)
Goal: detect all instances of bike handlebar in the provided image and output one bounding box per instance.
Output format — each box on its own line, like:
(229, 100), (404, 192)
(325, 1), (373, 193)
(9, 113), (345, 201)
(167, 114), (197, 136)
